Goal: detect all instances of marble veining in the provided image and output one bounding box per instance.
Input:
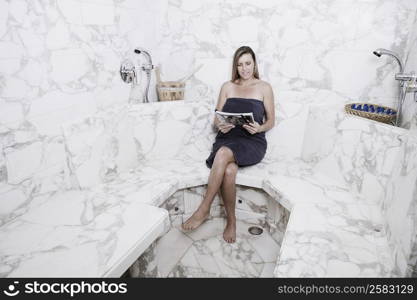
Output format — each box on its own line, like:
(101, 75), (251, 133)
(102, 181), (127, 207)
(129, 218), (282, 278)
(1, 0), (417, 278)
(1, 100), (417, 277)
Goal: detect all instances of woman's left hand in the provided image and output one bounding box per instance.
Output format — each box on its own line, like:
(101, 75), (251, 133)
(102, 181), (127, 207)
(242, 121), (261, 135)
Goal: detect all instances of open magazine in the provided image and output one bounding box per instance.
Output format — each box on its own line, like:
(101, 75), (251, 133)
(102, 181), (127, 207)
(215, 111), (254, 126)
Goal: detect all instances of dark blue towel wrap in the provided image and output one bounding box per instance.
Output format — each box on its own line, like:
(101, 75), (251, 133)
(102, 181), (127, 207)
(206, 98), (267, 168)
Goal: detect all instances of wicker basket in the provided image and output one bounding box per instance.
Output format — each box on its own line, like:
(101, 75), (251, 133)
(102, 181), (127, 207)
(345, 103), (397, 124)
(156, 81), (185, 101)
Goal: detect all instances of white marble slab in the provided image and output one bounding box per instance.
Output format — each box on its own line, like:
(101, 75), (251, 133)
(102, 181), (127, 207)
(274, 203), (393, 277)
(300, 105), (417, 276)
(0, 190), (169, 277)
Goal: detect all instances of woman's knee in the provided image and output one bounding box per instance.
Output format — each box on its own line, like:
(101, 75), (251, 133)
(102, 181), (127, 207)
(214, 146), (234, 163)
(224, 163), (238, 179)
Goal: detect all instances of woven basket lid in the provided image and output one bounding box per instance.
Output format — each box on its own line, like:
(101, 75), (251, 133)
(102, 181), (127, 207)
(157, 81), (185, 88)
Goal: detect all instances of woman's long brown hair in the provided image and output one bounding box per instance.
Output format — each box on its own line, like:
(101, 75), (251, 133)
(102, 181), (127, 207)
(231, 46), (260, 82)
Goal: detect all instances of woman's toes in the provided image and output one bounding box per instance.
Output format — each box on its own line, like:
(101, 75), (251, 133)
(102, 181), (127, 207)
(181, 222), (189, 231)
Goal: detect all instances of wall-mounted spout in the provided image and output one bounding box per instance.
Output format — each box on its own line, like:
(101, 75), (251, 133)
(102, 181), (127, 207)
(373, 48), (417, 126)
(373, 48), (404, 73)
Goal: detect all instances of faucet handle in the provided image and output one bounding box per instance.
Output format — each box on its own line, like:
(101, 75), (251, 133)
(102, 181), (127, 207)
(142, 63), (154, 71)
(395, 72), (416, 81)
(405, 77), (417, 94)
(120, 59), (136, 83)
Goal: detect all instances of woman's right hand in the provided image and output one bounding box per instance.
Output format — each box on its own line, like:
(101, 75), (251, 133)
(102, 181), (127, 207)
(218, 122), (235, 133)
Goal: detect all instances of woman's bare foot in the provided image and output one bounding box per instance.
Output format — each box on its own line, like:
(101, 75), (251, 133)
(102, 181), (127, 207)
(223, 219), (236, 243)
(181, 207), (210, 231)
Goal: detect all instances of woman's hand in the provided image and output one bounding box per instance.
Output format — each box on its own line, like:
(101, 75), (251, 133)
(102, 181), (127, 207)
(218, 122), (235, 133)
(243, 121), (261, 135)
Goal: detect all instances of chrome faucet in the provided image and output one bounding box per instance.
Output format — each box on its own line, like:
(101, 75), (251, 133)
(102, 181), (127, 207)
(373, 48), (404, 73)
(134, 48), (153, 103)
(120, 48), (154, 103)
(373, 48), (417, 126)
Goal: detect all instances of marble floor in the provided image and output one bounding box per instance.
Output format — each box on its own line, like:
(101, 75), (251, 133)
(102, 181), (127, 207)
(155, 218), (281, 278)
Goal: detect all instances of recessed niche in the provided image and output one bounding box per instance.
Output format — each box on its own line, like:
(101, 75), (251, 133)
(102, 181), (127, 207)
(125, 184), (290, 278)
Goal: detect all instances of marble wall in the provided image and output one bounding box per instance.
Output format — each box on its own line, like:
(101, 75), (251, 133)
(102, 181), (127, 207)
(385, 134), (417, 276)
(301, 105), (417, 276)
(160, 0), (417, 108)
(372, 8), (417, 275)
(302, 106), (406, 202)
(157, 0), (417, 162)
(0, 0), (167, 223)
(62, 101), (214, 189)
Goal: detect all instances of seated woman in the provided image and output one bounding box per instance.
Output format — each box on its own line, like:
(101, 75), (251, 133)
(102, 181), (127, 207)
(182, 46), (276, 243)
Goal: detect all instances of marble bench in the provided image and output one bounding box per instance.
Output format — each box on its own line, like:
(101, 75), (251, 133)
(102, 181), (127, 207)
(1, 98), (416, 277)
(0, 189), (169, 277)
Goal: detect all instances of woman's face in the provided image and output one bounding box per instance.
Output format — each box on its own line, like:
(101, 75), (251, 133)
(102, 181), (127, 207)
(237, 53), (254, 80)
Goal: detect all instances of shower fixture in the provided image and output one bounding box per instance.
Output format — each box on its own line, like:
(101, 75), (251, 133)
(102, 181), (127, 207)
(134, 48), (153, 103)
(120, 48), (154, 103)
(373, 48), (404, 73)
(373, 48), (417, 126)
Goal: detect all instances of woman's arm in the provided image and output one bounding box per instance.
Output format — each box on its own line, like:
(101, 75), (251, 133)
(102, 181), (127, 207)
(258, 82), (275, 133)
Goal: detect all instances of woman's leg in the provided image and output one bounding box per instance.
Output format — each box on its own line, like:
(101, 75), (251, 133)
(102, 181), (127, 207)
(182, 146), (235, 231)
(221, 162), (238, 243)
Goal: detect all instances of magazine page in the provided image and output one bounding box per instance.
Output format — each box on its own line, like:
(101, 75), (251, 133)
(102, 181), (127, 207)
(215, 111), (254, 126)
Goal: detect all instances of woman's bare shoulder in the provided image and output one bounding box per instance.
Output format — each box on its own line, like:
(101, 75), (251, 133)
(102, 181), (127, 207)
(259, 80), (274, 101)
(258, 79), (272, 89)
(222, 81), (234, 89)
(220, 81), (234, 94)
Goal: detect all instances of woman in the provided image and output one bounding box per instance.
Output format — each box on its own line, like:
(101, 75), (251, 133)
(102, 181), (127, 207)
(182, 46), (275, 243)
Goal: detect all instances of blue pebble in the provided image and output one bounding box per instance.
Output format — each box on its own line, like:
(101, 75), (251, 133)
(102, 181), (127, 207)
(369, 105), (375, 112)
